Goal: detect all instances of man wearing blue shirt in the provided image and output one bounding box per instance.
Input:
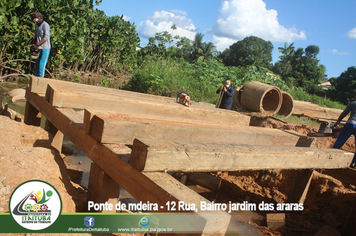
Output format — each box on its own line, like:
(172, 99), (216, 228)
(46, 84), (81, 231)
(216, 80), (235, 109)
(33, 12), (51, 78)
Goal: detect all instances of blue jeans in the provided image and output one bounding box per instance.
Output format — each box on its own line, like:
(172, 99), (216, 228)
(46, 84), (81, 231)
(34, 48), (50, 78)
(333, 123), (356, 167)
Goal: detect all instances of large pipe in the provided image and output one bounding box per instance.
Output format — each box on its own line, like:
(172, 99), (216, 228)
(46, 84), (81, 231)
(240, 81), (282, 115)
(277, 91), (294, 118)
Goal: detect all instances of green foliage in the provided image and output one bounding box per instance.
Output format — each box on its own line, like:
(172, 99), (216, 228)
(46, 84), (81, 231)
(273, 44), (325, 95)
(273, 114), (321, 128)
(100, 77), (110, 87)
(71, 76), (82, 83)
(327, 66), (356, 105)
(219, 36), (273, 69)
(0, 0), (139, 76)
(124, 58), (291, 104)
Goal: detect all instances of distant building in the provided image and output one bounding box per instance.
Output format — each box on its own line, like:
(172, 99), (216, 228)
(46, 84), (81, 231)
(318, 81), (332, 90)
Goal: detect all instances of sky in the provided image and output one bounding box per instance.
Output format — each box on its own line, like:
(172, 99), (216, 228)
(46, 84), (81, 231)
(97, 0), (356, 79)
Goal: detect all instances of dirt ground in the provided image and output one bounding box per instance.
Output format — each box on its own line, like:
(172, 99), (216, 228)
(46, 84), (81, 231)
(0, 106), (356, 235)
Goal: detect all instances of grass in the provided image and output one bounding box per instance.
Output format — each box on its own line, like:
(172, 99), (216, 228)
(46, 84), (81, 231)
(272, 114), (321, 128)
(289, 89), (346, 110)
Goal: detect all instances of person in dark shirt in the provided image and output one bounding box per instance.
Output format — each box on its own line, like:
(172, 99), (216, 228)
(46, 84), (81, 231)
(333, 93), (356, 167)
(216, 80), (235, 109)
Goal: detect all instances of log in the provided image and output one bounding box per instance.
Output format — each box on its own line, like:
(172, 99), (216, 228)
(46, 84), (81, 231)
(31, 77), (251, 126)
(130, 139), (354, 172)
(85, 109), (302, 146)
(188, 173), (222, 191)
(286, 169), (314, 204)
(87, 163), (120, 213)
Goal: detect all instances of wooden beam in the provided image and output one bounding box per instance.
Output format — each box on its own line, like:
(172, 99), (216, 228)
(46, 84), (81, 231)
(85, 109), (301, 146)
(293, 101), (346, 124)
(57, 108), (84, 128)
(322, 167), (356, 187)
(25, 90), (230, 234)
(87, 163), (120, 213)
(24, 100), (41, 126)
(188, 173), (222, 191)
(130, 139), (354, 172)
(43, 83), (251, 126)
(286, 169), (314, 204)
(30, 76), (245, 124)
(29, 76), (176, 104)
(144, 172), (231, 235)
(51, 129), (64, 153)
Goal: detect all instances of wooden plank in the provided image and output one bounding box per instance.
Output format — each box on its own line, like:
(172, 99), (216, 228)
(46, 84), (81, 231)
(30, 76), (251, 126)
(286, 169), (314, 204)
(85, 110), (302, 146)
(45, 83), (251, 126)
(188, 173), (222, 191)
(24, 100), (41, 126)
(25, 89), (230, 234)
(57, 108), (84, 126)
(144, 172), (231, 235)
(51, 129), (64, 153)
(30, 76), (176, 103)
(87, 163), (120, 213)
(293, 101), (346, 123)
(130, 139), (354, 172)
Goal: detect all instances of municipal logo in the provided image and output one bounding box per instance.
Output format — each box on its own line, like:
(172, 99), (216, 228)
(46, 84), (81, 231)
(84, 216), (95, 227)
(139, 216), (149, 226)
(9, 180), (62, 230)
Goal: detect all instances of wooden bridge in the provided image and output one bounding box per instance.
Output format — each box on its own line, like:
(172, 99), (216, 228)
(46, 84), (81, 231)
(24, 76), (354, 235)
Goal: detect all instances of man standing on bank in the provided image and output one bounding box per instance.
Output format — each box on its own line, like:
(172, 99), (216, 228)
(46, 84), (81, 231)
(33, 12), (50, 78)
(216, 80), (235, 110)
(333, 93), (356, 168)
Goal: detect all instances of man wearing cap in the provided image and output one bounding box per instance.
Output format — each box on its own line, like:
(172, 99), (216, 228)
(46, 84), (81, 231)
(33, 12), (50, 78)
(333, 93), (356, 168)
(216, 80), (235, 109)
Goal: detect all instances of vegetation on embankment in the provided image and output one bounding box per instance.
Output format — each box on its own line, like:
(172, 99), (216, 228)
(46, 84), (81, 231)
(1, 0), (353, 111)
(122, 57), (346, 110)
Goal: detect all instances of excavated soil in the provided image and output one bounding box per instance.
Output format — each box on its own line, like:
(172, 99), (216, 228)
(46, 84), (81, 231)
(0, 109), (356, 235)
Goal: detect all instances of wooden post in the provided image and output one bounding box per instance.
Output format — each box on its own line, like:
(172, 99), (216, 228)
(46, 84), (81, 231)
(286, 169), (314, 204)
(51, 129), (64, 153)
(87, 163), (120, 212)
(24, 101), (41, 126)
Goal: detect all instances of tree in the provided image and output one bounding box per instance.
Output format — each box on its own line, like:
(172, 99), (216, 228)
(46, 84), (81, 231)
(219, 36), (273, 69)
(290, 45), (324, 93)
(191, 33), (204, 61)
(176, 37), (192, 59)
(278, 42), (295, 61)
(273, 44), (325, 94)
(0, 0), (139, 76)
(155, 31), (172, 45)
(189, 33), (216, 62)
(305, 45), (320, 59)
(328, 66), (356, 104)
(199, 42), (216, 62)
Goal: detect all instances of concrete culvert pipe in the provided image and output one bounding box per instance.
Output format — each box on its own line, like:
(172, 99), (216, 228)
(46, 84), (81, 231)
(240, 81), (282, 115)
(277, 91), (294, 118)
